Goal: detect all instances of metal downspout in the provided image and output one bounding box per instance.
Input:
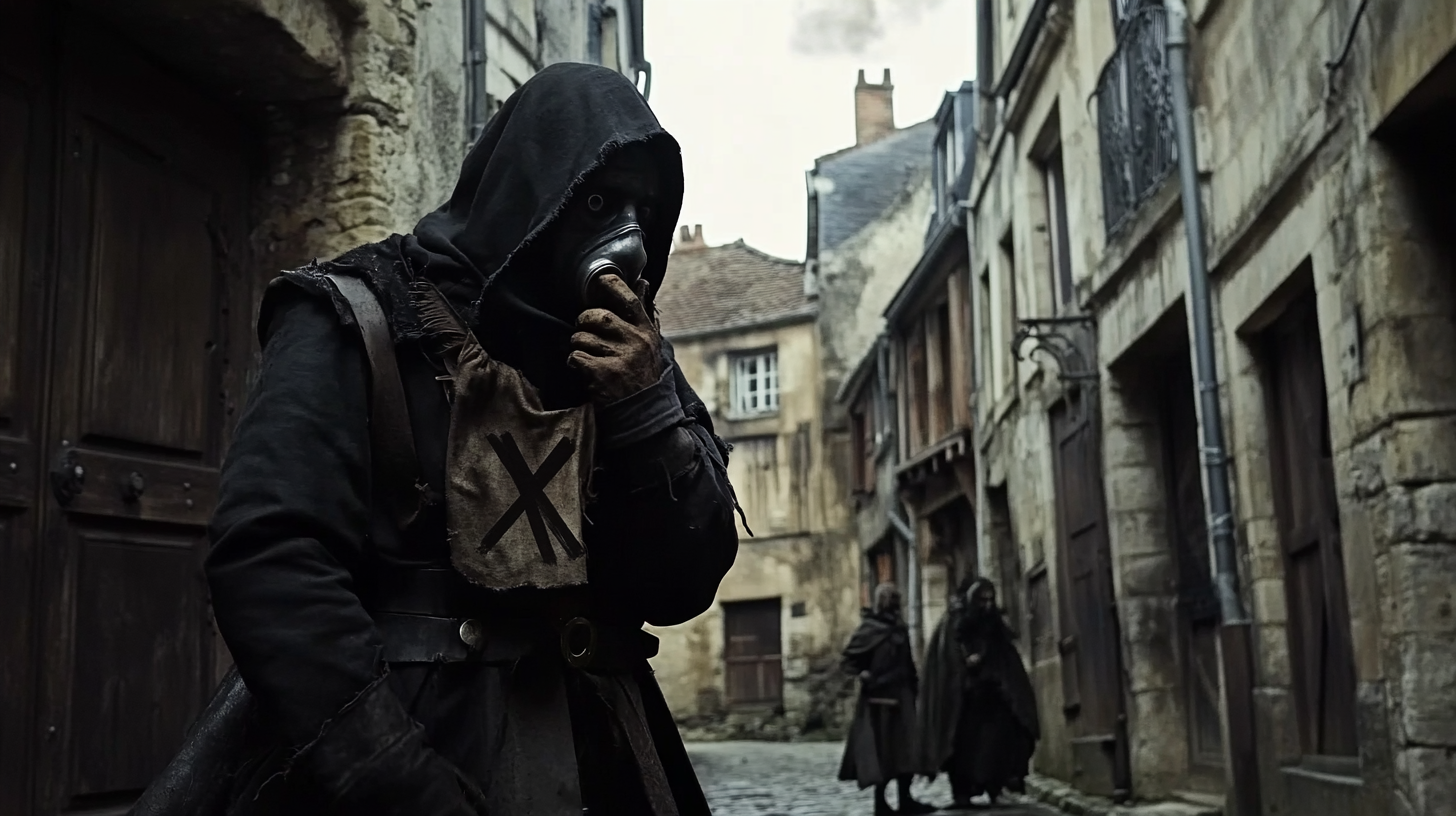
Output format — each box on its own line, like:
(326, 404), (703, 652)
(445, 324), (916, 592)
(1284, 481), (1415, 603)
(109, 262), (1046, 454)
(959, 201), (989, 583)
(463, 0), (488, 145)
(1165, 4), (1262, 814)
(888, 505), (920, 652)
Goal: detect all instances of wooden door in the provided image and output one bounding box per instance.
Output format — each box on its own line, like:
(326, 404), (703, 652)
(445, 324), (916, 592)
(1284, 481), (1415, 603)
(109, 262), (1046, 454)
(1050, 397), (1124, 735)
(24, 22), (253, 815)
(1264, 294), (1358, 757)
(723, 599), (784, 705)
(0, 4), (59, 814)
(1157, 359), (1225, 771)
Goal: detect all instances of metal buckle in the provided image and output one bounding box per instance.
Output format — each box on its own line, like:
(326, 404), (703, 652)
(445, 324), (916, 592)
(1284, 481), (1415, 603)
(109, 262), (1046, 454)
(560, 617), (598, 669)
(458, 619), (485, 652)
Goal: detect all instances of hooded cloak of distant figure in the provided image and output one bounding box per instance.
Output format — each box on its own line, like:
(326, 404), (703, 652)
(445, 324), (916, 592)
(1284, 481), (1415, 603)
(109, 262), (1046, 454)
(915, 576), (973, 785)
(926, 578), (1040, 807)
(128, 63), (742, 816)
(839, 584), (934, 815)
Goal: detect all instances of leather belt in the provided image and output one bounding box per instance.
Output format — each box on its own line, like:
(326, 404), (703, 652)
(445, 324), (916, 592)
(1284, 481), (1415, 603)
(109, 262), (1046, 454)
(369, 587), (660, 674)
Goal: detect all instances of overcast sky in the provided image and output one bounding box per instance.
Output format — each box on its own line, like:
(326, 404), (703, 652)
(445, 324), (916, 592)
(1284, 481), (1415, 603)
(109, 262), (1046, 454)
(645, 0), (976, 261)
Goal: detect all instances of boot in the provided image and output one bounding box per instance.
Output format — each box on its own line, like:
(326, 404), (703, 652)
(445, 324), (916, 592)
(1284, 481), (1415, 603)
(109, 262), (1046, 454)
(874, 783), (895, 816)
(896, 775), (936, 815)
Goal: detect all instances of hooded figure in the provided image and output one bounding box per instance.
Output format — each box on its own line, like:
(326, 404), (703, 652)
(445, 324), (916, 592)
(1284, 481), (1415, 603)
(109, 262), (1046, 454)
(839, 583), (935, 816)
(920, 578), (1039, 808)
(129, 64), (741, 816)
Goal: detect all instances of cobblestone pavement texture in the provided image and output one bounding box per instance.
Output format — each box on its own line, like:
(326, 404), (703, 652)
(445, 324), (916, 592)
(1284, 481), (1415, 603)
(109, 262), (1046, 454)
(686, 742), (1060, 816)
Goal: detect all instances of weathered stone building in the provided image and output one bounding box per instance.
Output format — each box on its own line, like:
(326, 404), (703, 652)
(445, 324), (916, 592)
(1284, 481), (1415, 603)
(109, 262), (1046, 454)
(646, 227), (859, 739)
(806, 71), (938, 645)
(955, 0), (1456, 814)
(0, 2), (644, 812)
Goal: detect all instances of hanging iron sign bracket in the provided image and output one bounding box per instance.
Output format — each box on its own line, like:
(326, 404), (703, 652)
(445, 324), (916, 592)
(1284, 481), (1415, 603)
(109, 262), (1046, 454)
(1012, 316), (1099, 391)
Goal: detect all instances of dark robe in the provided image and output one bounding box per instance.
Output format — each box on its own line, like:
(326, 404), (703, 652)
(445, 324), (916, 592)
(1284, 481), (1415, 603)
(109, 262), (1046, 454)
(915, 599), (968, 779)
(936, 607), (1040, 801)
(139, 64), (741, 816)
(838, 611), (920, 789)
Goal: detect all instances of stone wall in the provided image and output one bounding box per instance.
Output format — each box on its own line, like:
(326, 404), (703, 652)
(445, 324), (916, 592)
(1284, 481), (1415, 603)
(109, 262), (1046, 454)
(967, 0), (1456, 812)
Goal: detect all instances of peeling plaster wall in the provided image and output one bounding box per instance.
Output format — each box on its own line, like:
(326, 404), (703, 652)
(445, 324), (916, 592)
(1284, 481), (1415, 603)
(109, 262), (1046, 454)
(817, 179), (935, 419)
(649, 319), (862, 738)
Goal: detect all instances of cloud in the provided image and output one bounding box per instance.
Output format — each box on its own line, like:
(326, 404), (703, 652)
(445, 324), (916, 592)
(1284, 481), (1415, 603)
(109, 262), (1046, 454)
(790, 0), (951, 56)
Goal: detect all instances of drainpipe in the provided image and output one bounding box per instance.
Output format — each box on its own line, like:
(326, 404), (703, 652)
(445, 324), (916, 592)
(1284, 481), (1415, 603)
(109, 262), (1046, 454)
(463, 0), (488, 146)
(888, 505), (920, 652)
(1165, 4), (1262, 815)
(959, 200), (989, 583)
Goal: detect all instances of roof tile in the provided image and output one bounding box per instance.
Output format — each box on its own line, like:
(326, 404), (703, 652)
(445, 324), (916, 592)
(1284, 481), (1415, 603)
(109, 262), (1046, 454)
(657, 239), (814, 337)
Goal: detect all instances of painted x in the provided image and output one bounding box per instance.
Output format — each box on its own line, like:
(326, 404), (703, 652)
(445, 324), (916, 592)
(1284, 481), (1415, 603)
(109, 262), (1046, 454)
(479, 432), (585, 564)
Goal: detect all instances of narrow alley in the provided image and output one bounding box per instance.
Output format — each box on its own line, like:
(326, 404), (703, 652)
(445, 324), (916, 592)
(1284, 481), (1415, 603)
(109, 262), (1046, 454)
(689, 742), (1057, 816)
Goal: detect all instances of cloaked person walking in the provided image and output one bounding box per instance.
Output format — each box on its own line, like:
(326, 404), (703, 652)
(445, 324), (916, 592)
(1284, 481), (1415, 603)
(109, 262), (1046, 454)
(839, 583), (936, 815)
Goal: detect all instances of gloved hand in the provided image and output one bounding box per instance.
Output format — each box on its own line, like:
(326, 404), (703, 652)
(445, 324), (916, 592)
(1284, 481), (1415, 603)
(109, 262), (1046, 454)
(568, 274), (664, 405)
(298, 676), (487, 816)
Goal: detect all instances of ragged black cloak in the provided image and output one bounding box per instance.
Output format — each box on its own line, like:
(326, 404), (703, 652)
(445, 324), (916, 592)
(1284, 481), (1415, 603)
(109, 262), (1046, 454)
(838, 609), (920, 789)
(920, 579), (1039, 801)
(134, 63), (740, 816)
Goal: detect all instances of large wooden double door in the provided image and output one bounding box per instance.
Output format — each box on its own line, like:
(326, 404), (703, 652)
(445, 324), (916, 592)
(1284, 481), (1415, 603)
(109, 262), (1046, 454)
(1, 8), (253, 815)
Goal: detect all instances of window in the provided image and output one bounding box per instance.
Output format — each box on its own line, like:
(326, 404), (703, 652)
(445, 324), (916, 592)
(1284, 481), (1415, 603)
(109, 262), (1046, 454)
(991, 229), (1017, 396)
(977, 266), (992, 397)
(907, 325), (930, 450)
(936, 300), (954, 435)
(850, 398), (876, 494)
(730, 350), (779, 416)
(723, 599), (783, 705)
(1096, 0), (1174, 237)
(1042, 147), (1074, 311)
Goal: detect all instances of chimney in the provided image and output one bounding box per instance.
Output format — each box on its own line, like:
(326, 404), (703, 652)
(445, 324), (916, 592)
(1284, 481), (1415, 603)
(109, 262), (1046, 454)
(855, 68), (895, 147)
(675, 224), (707, 252)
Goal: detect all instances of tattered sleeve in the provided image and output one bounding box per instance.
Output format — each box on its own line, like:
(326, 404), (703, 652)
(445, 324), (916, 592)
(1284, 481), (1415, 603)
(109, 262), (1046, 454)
(205, 291), (383, 745)
(207, 285), (486, 815)
(586, 339), (742, 627)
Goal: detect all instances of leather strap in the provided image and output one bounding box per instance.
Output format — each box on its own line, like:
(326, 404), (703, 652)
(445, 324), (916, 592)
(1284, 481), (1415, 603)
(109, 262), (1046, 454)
(370, 608), (659, 672)
(324, 273), (422, 531)
(372, 611), (539, 664)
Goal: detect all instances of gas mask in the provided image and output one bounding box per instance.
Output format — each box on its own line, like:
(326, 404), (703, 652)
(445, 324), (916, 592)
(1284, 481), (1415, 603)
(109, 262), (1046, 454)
(567, 193), (649, 310)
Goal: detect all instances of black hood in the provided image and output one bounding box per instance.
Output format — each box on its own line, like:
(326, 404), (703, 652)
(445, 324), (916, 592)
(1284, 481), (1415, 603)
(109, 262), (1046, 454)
(398, 62), (684, 406)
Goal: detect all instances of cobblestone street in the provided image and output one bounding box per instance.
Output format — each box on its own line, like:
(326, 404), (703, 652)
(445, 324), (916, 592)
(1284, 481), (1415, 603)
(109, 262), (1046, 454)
(687, 742), (1059, 816)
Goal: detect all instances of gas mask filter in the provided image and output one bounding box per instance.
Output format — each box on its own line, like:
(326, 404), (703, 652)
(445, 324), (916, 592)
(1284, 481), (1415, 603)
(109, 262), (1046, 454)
(570, 196), (649, 310)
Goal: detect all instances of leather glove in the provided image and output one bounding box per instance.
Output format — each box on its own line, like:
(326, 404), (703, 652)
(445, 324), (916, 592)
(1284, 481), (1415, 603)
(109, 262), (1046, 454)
(298, 676), (487, 816)
(568, 274), (664, 405)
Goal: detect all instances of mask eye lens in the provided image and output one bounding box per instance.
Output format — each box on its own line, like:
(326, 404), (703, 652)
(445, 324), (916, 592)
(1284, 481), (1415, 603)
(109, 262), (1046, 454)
(587, 194), (605, 213)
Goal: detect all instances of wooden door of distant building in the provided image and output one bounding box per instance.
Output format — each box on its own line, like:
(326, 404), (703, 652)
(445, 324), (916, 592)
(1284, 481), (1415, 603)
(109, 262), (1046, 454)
(724, 599), (784, 706)
(1264, 293), (1359, 758)
(1050, 395), (1130, 794)
(1157, 357), (1225, 773)
(2, 10), (254, 814)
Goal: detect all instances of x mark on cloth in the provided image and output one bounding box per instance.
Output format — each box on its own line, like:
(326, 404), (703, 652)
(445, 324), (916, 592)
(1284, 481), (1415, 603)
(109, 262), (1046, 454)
(480, 432), (586, 564)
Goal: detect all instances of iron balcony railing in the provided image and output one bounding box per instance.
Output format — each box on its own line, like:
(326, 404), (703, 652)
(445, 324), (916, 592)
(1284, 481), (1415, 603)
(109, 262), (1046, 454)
(1096, 0), (1176, 239)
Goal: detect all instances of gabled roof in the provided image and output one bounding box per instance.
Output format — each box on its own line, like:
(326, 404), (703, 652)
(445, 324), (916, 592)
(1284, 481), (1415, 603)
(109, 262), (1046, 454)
(812, 120), (936, 251)
(657, 238), (815, 339)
